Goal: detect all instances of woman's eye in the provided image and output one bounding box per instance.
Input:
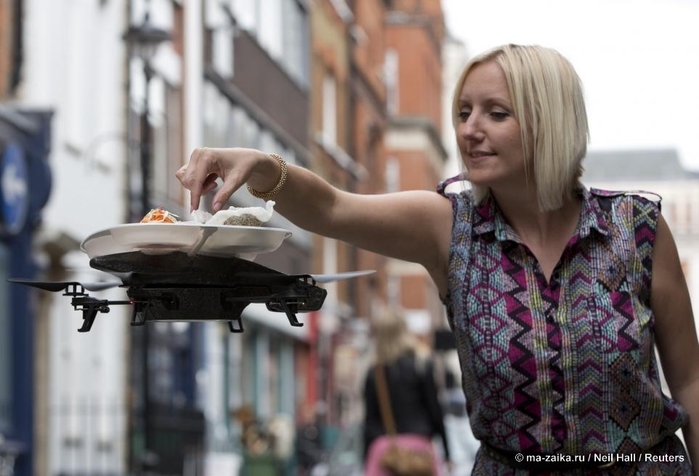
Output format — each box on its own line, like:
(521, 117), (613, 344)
(490, 111), (509, 120)
(457, 110), (471, 121)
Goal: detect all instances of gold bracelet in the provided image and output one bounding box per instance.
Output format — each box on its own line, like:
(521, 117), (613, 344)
(246, 153), (288, 200)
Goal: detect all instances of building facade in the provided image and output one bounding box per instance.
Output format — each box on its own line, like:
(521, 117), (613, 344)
(383, 0), (447, 337)
(197, 0), (314, 472)
(306, 0), (451, 450)
(0, 109), (53, 476)
(309, 0), (365, 430)
(1, 1), (53, 475)
(20, 0), (132, 473)
(2, 0), (457, 474)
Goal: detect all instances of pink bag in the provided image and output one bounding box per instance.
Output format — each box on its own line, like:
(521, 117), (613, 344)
(365, 433), (440, 476)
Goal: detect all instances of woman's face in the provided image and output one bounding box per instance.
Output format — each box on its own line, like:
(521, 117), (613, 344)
(455, 60), (526, 191)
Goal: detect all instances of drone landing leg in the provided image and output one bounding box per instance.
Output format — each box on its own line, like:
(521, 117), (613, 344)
(278, 301), (303, 327)
(228, 318), (244, 333)
(130, 305), (147, 326)
(221, 296), (249, 333)
(78, 308), (99, 333)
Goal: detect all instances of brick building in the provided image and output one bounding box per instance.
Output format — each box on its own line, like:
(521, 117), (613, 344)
(383, 0), (447, 336)
(307, 0), (449, 432)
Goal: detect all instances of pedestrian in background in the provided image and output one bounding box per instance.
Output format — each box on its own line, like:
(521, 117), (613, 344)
(295, 404), (322, 476)
(177, 43), (699, 474)
(362, 308), (451, 475)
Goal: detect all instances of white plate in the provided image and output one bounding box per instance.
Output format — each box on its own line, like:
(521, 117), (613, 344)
(80, 223), (292, 260)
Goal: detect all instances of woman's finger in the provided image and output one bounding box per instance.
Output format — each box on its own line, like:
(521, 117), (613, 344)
(177, 147), (258, 212)
(201, 174), (219, 196)
(212, 172), (245, 212)
(181, 148), (215, 211)
(175, 164), (187, 180)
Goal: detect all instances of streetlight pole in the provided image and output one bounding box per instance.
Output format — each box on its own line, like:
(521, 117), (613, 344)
(141, 61), (153, 216)
(124, 6), (170, 214)
(123, 4), (170, 472)
(140, 61), (153, 470)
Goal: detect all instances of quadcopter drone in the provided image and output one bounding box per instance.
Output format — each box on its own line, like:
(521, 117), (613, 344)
(9, 250), (373, 333)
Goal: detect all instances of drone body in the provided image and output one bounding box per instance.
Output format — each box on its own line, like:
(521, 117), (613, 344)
(8, 251), (358, 333)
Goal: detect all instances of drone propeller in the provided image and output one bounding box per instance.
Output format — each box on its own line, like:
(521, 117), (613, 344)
(309, 270), (376, 283)
(235, 269), (375, 285)
(7, 278), (122, 292)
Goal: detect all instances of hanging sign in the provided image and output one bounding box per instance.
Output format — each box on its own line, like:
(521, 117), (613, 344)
(0, 142), (29, 236)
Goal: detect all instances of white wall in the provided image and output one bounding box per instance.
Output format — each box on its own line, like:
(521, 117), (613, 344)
(22, 0), (130, 473)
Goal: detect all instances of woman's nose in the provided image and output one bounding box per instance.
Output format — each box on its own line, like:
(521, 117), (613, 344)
(460, 115), (484, 142)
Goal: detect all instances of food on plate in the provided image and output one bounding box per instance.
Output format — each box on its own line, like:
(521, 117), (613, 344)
(191, 209), (213, 224)
(139, 202), (275, 227)
(225, 214), (264, 227)
(195, 201), (275, 227)
(140, 207), (180, 224)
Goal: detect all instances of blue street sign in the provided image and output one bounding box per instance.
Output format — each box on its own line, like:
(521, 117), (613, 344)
(0, 142), (29, 235)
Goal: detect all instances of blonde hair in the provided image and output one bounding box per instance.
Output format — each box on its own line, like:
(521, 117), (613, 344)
(371, 308), (419, 365)
(451, 44), (589, 211)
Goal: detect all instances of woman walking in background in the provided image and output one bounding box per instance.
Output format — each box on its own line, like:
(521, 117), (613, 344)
(362, 309), (450, 475)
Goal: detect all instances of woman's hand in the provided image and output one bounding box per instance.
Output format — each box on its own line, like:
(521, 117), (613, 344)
(175, 147), (278, 212)
(175, 145), (454, 293)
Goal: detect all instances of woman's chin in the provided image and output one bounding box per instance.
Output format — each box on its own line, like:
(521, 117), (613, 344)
(466, 174), (493, 187)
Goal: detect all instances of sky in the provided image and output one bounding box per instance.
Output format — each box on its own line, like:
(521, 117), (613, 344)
(441, 0), (699, 171)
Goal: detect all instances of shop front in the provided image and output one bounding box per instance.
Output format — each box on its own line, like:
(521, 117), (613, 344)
(0, 108), (52, 476)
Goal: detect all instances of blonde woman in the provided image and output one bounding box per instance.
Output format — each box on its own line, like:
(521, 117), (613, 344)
(177, 44), (699, 475)
(362, 309), (450, 475)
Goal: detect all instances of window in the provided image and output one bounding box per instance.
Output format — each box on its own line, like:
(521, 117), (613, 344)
(206, 0), (235, 77)
(226, 332), (244, 413)
(385, 49), (399, 115)
(64, 1), (90, 149)
(203, 82), (221, 146)
(203, 83), (236, 148)
(258, 130), (277, 156)
(165, 84), (183, 200)
(254, 332), (270, 417)
(388, 274), (401, 309)
(322, 74), (337, 146)
(212, 24), (234, 79)
(0, 244), (12, 432)
(231, 106), (248, 146)
(259, 0), (283, 59)
(281, 0), (309, 86)
(268, 335), (280, 413)
(278, 341), (294, 414)
(241, 332), (256, 408)
(152, 82), (184, 206)
(233, 0), (258, 33)
(241, 115), (261, 150)
(231, 0), (308, 87)
(683, 195), (694, 234)
(386, 156), (400, 193)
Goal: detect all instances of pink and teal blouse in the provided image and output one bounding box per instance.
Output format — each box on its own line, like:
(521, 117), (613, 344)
(438, 178), (692, 475)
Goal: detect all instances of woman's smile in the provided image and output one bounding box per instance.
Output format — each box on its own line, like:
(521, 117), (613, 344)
(456, 60), (525, 189)
(467, 150), (496, 161)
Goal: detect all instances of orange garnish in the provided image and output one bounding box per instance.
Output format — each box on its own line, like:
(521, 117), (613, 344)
(140, 207), (179, 224)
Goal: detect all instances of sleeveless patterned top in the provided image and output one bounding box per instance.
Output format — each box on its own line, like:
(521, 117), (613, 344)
(437, 178), (692, 475)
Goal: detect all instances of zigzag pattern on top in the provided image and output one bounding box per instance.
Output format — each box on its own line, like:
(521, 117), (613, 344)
(437, 178), (692, 475)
